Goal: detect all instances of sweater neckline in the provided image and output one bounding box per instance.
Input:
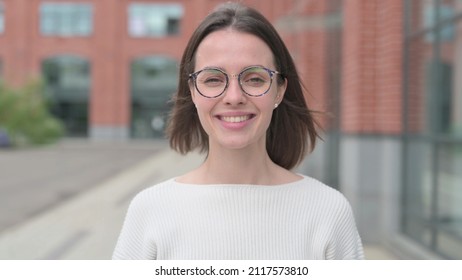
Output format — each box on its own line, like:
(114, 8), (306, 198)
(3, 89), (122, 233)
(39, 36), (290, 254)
(172, 175), (308, 189)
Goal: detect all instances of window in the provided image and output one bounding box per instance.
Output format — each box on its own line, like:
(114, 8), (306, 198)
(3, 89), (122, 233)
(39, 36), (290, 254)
(0, 2), (4, 34)
(128, 3), (183, 37)
(40, 3), (93, 36)
(131, 56), (178, 138)
(42, 56), (91, 136)
(403, 0), (462, 259)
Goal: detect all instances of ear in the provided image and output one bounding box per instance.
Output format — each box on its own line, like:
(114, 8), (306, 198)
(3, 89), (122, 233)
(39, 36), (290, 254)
(189, 80), (198, 106)
(275, 77), (287, 105)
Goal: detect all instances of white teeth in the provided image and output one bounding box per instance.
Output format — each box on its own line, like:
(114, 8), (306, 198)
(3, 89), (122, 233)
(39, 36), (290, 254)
(221, 115), (251, 123)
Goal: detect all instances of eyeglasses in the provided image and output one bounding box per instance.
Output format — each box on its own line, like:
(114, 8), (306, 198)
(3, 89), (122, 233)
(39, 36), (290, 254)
(189, 66), (281, 98)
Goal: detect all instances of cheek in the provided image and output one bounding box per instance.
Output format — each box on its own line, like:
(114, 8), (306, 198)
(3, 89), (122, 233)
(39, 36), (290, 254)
(194, 95), (214, 111)
(265, 88), (281, 110)
(194, 99), (216, 127)
(258, 99), (278, 123)
(194, 107), (210, 134)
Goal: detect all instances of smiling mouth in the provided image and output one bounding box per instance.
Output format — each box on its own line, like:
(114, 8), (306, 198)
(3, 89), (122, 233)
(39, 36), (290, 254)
(219, 115), (255, 123)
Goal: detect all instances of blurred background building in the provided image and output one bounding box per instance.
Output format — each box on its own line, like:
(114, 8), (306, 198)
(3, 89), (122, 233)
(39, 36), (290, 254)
(0, 0), (461, 259)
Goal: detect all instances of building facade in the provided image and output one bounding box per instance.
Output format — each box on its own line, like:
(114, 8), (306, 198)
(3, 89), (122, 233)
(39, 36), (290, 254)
(0, 0), (461, 259)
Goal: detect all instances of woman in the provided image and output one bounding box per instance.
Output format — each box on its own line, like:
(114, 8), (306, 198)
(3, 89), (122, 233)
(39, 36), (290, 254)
(113, 2), (364, 260)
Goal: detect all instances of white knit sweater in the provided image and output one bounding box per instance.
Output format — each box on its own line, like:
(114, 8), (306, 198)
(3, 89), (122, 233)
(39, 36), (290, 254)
(112, 175), (364, 260)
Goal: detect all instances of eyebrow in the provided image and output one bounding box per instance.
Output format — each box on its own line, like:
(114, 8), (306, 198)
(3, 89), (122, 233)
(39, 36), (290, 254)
(201, 66), (226, 71)
(199, 64), (268, 72)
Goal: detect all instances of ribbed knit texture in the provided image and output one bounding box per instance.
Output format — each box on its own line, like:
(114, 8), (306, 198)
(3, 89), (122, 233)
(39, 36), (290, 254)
(112, 176), (364, 260)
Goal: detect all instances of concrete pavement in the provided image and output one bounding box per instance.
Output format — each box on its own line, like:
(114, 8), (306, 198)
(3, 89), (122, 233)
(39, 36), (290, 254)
(0, 140), (397, 259)
(0, 139), (163, 232)
(0, 140), (204, 259)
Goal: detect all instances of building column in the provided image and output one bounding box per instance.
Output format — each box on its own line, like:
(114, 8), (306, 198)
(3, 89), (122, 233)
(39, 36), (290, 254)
(340, 0), (404, 244)
(3, 0), (34, 86)
(90, 0), (129, 140)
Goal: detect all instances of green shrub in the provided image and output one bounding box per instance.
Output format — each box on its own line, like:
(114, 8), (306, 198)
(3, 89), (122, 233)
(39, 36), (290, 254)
(0, 79), (65, 146)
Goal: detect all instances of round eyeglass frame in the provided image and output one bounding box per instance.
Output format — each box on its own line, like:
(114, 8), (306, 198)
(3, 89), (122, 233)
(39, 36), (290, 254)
(188, 66), (281, 98)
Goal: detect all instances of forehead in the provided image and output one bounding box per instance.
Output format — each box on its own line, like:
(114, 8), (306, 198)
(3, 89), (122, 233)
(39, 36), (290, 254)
(194, 29), (275, 71)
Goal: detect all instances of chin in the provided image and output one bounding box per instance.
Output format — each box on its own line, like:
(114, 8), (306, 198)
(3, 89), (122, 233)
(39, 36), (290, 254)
(216, 136), (263, 151)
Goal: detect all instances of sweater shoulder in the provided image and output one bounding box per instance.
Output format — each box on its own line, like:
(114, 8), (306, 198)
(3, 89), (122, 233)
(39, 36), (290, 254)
(126, 178), (178, 210)
(299, 176), (350, 201)
(298, 175), (354, 213)
(135, 177), (177, 196)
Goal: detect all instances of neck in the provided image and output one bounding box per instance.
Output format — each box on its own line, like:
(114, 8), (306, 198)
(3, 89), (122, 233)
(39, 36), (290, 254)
(177, 141), (302, 186)
(200, 144), (276, 185)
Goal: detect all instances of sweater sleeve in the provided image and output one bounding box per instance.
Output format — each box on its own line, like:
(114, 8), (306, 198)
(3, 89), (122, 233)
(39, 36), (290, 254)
(325, 194), (364, 260)
(112, 191), (157, 260)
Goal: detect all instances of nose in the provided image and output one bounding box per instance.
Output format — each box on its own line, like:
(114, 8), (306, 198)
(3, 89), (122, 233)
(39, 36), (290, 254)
(222, 75), (247, 105)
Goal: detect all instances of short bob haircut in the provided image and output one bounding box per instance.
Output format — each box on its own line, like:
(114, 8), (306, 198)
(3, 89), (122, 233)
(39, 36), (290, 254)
(166, 2), (320, 170)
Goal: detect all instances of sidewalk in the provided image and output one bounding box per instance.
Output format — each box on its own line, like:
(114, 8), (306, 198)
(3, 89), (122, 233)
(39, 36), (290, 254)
(0, 139), (163, 232)
(0, 143), (204, 259)
(0, 141), (396, 259)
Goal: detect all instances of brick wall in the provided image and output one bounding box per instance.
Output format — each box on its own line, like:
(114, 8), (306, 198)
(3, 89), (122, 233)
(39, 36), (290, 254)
(275, 0), (332, 129)
(0, 0), (296, 133)
(342, 0), (404, 134)
(0, 0), (406, 137)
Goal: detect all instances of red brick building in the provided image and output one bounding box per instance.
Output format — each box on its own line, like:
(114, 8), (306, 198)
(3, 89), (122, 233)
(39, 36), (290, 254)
(0, 0), (403, 138)
(1, 0), (461, 259)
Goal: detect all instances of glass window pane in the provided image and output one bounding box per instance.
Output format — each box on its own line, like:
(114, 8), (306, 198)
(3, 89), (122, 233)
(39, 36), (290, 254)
(40, 3), (93, 36)
(42, 56), (90, 137)
(404, 0), (462, 259)
(403, 140), (435, 246)
(437, 231), (462, 259)
(128, 3), (184, 37)
(436, 143), (462, 258)
(405, 15), (461, 136)
(131, 56), (178, 138)
(444, 19), (462, 136)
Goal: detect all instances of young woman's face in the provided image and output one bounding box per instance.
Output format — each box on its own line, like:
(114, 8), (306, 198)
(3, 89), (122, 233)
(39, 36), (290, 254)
(191, 29), (286, 151)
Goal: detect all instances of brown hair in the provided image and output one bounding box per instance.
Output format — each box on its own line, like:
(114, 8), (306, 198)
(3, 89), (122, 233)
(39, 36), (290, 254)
(166, 2), (320, 170)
